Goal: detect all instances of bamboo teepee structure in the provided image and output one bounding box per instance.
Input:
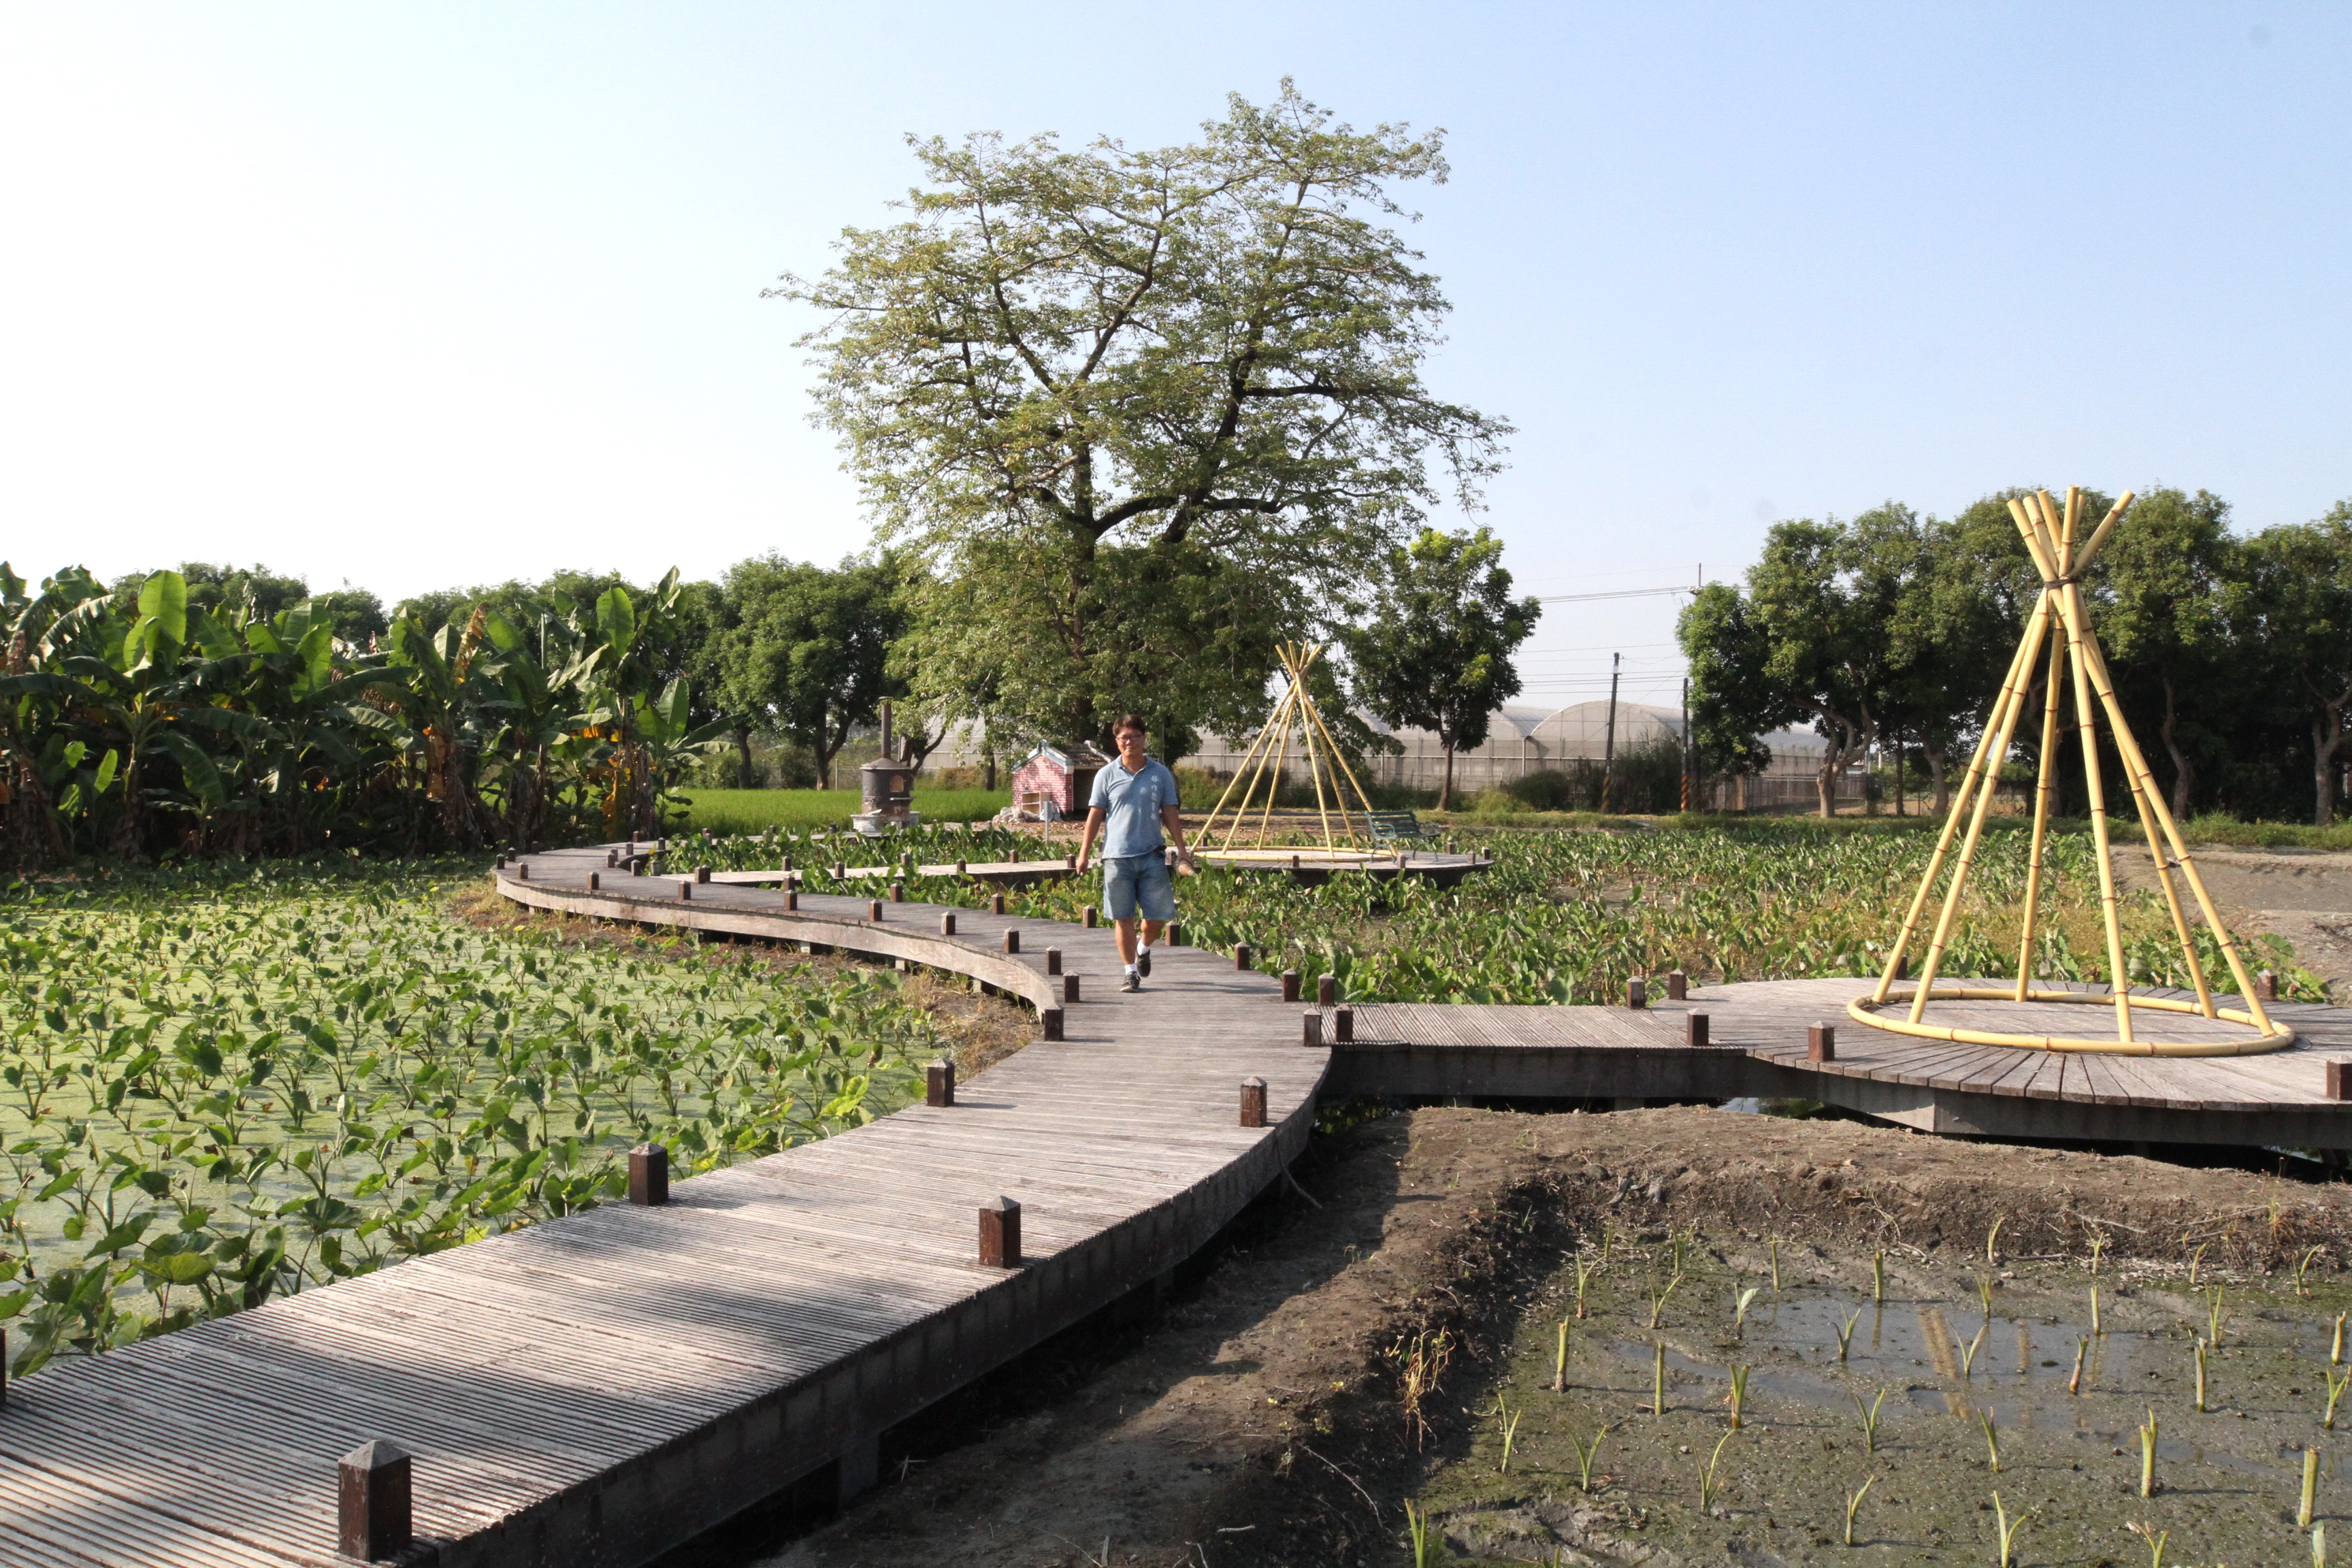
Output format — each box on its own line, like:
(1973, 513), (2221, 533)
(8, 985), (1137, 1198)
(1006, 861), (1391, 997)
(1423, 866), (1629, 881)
(1850, 487), (2293, 1056)
(1196, 642), (1382, 854)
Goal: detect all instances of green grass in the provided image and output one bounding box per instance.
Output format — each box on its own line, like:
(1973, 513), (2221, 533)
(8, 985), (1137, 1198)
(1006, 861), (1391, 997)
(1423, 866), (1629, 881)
(676, 788), (1011, 834)
(2178, 813), (2352, 851)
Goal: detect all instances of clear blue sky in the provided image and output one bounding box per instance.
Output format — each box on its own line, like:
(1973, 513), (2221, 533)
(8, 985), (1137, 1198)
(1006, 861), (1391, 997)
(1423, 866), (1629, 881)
(4, 3), (2345, 710)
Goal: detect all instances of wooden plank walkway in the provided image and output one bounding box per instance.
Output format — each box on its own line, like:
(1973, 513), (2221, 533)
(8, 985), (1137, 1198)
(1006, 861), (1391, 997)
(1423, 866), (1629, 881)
(13, 854), (2352, 1567)
(0, 846), (1326, 1568)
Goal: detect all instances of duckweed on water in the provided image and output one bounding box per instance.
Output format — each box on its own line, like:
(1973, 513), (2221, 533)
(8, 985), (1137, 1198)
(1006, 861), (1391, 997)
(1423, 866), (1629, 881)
(0, 858), (942, 1373)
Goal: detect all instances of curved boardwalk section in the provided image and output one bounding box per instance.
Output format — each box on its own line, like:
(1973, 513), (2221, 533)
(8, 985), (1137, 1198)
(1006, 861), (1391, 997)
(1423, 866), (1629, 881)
(0, 845), (1323, 1567)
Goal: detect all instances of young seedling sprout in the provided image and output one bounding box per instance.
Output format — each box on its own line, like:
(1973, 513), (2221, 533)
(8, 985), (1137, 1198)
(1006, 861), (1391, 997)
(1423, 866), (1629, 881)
(1573, 1250), (1599, 1319)
(2301, 1245), (2327, 1298)
(1649, 1270), (1682, 1330)
(2325, 1365), (2350, 1431)
(1991, 1492), (2038, 1568)
(1976, 1271), (1995, 1320)
(1553, 1320), (1569, 1392)
(2125, 1521), (2168, 1568)
(1852, 1387), (1886, 1454)
(1695, 1431), (1733, 1514)
(1768, 1237), (1781, 1290)
(1732, 1286), (1760, 1339)
(1727, 1363), (1750, 1429)
(1569, 1424), (1609, 1492)
(1872, 1247), (1886, 1302)
(2194, 1338), (2208, 1413)
(2091, 1284), (2103, 1336)
(1961, 1321), (1987, 1380)
(2317, 1520), (2329, 1568)
(1652, 1340), (1667, 1417)
(1986, 1215), (2005, 1266)
(2208, 1284), (2226, 1346)
(1404, 1499), (1431, 1568)
(1843, 1475), (1874, 1547)
(2335, 1311), (2347, 1367)
(2089, 1228), (2110, 1276)
(2070, 1335), (2089, 1395)
(1835, 1309), (1862, 1362)
(2139, 1408), (2159, 1497)
(2305, 1446), (2323, 1530)
(1980, 1406), (2002, 1473)
(2189, 1241), (2208, 1290)
(1496, 1396), (1522, 1473)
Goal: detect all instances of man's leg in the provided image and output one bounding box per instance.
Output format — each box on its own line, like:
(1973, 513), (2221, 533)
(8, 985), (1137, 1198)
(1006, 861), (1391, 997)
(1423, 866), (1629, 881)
(1140, 919), (1165, 949)
(1114, 917), (1140, 964)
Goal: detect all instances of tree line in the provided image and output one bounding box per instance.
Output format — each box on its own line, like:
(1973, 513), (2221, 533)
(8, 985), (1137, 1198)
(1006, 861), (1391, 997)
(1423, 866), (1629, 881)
(1678, 488), (2352, 824)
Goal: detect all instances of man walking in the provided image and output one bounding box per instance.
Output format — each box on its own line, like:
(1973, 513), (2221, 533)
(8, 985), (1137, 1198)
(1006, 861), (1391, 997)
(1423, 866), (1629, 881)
(1074, 715), (1196, 991)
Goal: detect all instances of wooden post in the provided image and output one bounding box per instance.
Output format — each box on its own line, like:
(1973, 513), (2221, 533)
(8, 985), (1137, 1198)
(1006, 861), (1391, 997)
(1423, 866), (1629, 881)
(338, 1438), (412, 1561)
(784, 890), (799, 911)
(1808, 1023), (1836, 1062)
(1062, 973), (1081, 1004)
(889, 881), (905, 902)
(926, 1060), (956, 1107)
(628, 1143), (669, 1206)
(587, 872), (600, 891)
(1626, 976), (1647, 1009)
(1334, 1006), (1354, 1043)
(1168, 921), (1184, 946)
(1045, 948), (1062, 975)
(833, 861), (847, 880)
(1665, 970), (1687, 1001)
(978, 1197), (1021, 1267)
(868, 900), (885, 921)
(1317, 974), (1337, 1007)
(1041, 1005), (1064, 1040)
(992, 892), (1007, 915)
(1064, 854), (1077, 871)
(517, 863), (529, 880)
(938, 912), (957, 936)
(1290, 853), (1301, 871)
(1083, 905), (1100, 928)
(1235, 944), (1254, 971)
(1281, 970), (1302, 1003)
(1685, 1012), (1710, 1047)
(496, 854), (508, 869)
(676, 880), (689, 901)
(1004, 929), (1021, 953)
(2329, 1061), (2351, 1102)
(1239, 1077), (1268, 1128)
(606, 849), (617, 866)
(2258, 970), (2279, 1002)
(956, 858), (968, 876)
(695, 865), (710, 884)
(1302, 1011), (1323, 1048)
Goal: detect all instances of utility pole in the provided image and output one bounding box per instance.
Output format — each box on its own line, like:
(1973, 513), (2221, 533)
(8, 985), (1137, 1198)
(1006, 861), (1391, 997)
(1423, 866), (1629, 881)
(1600, 652), (1620, 812)
(1680, 676), (1690, 813)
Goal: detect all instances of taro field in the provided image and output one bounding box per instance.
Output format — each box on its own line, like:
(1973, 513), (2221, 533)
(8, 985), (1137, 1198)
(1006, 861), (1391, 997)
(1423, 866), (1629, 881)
(0, 858), (944, 1373)
(679, 818), (2330, 1009)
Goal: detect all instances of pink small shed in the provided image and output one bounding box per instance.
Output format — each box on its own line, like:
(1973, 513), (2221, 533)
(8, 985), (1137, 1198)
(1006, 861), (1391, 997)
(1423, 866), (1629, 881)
(1011, 741), (1112, 821)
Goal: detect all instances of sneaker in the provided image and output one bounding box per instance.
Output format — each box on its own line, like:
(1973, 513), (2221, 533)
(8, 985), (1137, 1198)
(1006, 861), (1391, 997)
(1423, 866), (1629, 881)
(1121, 968), (1143, 992)
(1136, 947), (1152, 977)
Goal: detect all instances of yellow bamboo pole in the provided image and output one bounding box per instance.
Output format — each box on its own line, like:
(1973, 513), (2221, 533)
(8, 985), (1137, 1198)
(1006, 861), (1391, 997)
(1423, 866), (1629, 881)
(2054, 576), (2134, 1043)
(1229, 679), (1301, 852)
(1870, 602), (2052, 1002)
(1197, 683), (1290, 851)
(2072, 620), (2276, 1032)
(1301, 685), (1382, 838)
(1255, 673), (1297, 849)
(2070, 491), (2136, 576)
(1908, 594), (2055, 1022)
(2117, 733), (2215, 1015)
(1288, 645), (1339, 851)
(2012, 629), (2068, 1000)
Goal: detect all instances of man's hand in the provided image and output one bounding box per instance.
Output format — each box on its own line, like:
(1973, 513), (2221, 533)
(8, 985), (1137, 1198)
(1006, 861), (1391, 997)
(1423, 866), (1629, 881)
(1075, 852), (1091, 875)
(1175, 847), (1198, 875)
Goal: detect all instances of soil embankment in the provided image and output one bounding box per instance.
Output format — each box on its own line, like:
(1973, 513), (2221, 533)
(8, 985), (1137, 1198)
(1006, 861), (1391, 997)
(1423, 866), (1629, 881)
(717, 1107), (2352, 1567)
(2114, 844), (2352, 994)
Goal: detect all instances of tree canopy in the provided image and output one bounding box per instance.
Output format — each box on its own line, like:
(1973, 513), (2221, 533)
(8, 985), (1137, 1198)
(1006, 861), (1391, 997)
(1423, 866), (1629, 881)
(776, 82), (1509, 755)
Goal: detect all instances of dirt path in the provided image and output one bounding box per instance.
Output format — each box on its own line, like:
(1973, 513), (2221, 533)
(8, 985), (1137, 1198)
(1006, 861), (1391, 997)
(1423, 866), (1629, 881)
(2114, 845), (2352, 994)
(708, 1107), (2352, 1568)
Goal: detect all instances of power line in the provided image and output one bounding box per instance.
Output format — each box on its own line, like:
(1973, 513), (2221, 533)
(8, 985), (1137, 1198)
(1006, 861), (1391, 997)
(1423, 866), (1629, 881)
(1535, 585), (1697, 604)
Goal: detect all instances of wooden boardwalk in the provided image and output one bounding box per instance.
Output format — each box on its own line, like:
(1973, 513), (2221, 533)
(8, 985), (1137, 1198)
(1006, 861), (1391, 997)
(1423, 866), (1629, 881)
(9, 854), (2352, 1566)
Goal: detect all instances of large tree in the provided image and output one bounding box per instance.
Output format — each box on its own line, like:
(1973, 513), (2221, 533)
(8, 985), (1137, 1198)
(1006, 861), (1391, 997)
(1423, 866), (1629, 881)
(1341, 526), (1537, 809)
(2093, 487), (2240, 819)
(776, 83), (1509, 753)
(713, 556), (909, 790)
(2236, 503), (2352, 826)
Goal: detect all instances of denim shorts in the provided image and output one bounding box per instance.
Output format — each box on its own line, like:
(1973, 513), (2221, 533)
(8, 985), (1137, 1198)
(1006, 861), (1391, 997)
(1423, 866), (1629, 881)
(1101, 852), (1176, 922)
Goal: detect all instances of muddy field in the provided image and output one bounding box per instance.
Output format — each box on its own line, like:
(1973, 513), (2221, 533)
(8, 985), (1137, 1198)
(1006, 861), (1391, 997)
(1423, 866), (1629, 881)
(676, 1107), (2352, 1568)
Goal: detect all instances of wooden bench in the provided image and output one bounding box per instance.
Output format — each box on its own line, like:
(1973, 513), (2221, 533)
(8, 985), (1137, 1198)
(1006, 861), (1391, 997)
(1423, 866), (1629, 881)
(1366, 810), (1434, 845)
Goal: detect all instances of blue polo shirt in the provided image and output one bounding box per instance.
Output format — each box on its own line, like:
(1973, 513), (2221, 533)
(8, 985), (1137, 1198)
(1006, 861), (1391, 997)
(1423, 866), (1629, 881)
(1089, 757), (1179, 860)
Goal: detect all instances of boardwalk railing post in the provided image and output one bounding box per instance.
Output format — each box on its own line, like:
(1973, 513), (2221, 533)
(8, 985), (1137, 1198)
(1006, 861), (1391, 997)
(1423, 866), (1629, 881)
(1281, 970), (1302, 1003)
(1041, 1005), (1064, 1041)
(2259, 970), (2279, 1002)
(517, 863), (529, 881)
(1666, 970), (1688, 1001)
(695, 865), (711, 884)
(956, 858), (967, 876)
(1062, 973), (1081, 1004)
(587, 872), (600, 891)
(496, 855), (508, 870)
(677, 880), (689, 901)
(1334, 1006), (1354, 1043)
(833, 861), (847, 881)
(1301, 1011), (1323, 1048)
(939, 912), (957, 936)
(1317, 975), (1337, 1008)
(1235, 944), (1254, 972)
(992, 892), (1007, 915)
(1808, 1023), (1836, 1062)
(979, 1197), (1022, 1267)
(629, 1143), (670, 1206)
(868, 900), (885, 921)
(338, 1437), (413, 1561)
(926, 1060), (956, 1107)
(1083, 905), (1100, 928)
(1167, 921), (1184, 946)
(1, 1326), (7, 1408)
(1627, 976), (1646, 1009)
(785, 890), (799, 911)
(1685, 1012), (1710, 1047)
(606, 849), (617, 867)
(1045, 947), (1062, 976)
(1004, 928), (1021, 954)
(891, 882), (905, 903)
(1239, 1077), (1268, 1128)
